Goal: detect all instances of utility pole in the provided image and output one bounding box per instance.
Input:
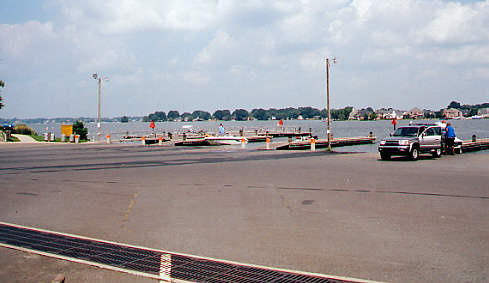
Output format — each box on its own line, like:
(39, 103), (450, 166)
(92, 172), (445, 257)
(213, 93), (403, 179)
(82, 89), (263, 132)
(93, 74), (108, 142)
(326, 57), (336, 152)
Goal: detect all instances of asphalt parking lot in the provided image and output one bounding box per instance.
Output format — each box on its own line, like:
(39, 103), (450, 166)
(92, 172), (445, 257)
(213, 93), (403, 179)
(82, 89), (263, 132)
(0, 143), (488, 282)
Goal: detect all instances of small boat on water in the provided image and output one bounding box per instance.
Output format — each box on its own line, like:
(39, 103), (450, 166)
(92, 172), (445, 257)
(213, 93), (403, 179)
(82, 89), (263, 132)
(204, 136), (248, 145)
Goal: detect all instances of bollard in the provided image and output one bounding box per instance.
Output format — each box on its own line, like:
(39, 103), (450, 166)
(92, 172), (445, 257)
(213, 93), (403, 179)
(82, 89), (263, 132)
(141, 136), (146, 145)
(310, 138), (316, 151)
(50, 133), (55, 142)
(472, 135), (476, 142)
(69, 134), (75, 143)
(74, 135), (80, 143)
(369, 131), (373, 138)
(241, 138), (246, 149)
(61, 134), (66, 142)
(44, 132), (49, 141)
(158, 136), (163, 146)
(106, 134), (111, 144)
(266, 137), (270, 150)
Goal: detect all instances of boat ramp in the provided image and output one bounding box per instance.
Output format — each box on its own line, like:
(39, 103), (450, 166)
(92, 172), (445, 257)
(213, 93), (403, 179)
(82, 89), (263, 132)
(276, 136), (376, 150)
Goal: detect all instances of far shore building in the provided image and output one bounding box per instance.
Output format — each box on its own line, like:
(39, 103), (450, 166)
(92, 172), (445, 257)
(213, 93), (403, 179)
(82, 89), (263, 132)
(442, 108), (463, 119)
(405, 107), (425, 119)
(375, 108), (404, 120)
(478, 107), (489, 117)
(423, 109), (437, 119)
(348, 108), (359, 120)
(349, 108), (374, 120)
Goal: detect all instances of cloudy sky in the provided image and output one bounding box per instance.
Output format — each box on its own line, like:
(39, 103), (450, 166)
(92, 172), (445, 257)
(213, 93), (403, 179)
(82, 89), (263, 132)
(1, 0), (488, 118)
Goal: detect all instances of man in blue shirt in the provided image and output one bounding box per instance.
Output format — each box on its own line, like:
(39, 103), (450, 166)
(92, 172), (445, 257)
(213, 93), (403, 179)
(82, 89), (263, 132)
(445, 122), (456, 154)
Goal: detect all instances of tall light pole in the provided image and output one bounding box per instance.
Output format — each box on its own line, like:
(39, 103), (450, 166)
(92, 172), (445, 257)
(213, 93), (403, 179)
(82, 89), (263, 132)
(326, 57), (336, 152)
(92, 73), (108, 142)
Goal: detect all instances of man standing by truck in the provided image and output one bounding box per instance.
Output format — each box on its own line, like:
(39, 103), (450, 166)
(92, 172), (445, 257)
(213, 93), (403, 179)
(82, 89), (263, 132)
(445, 122), (456, 155)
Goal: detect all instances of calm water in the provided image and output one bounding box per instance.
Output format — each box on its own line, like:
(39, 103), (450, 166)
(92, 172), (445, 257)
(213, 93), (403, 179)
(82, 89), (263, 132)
(28, 119), (489, 153)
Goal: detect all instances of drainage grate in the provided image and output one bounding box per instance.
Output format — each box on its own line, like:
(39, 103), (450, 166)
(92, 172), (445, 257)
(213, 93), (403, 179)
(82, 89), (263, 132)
(0, 222), (370, 283)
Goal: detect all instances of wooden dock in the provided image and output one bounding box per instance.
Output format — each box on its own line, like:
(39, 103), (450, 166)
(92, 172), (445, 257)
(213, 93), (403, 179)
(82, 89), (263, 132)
(173, 135), (273, 146)
(260, 131), (312, 138)
(276, 136), (376, 150)
(461, 138), (489, 152)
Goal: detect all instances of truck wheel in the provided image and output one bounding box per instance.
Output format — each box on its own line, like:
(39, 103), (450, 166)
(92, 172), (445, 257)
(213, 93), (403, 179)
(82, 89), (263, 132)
(409, 147), (419, 161)
(380, 153), (391, 160)
(432, 148), (442, 158)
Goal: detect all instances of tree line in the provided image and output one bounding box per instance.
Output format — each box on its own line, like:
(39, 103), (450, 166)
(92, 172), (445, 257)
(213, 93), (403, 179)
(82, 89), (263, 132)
(142, 107), (354, 122)
(447, 101), (489, 117)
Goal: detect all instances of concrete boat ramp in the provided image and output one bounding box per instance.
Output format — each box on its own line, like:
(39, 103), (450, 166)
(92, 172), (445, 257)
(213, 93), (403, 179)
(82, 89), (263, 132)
(276, 136), (376, 150)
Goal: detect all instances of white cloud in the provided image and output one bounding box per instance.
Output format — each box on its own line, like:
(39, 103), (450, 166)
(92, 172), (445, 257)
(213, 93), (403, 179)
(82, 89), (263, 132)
(0, 21), (56, 58)
(54, 0), (221, 33)
(418, 1), (489, 44)
(2, 0), (489, 117)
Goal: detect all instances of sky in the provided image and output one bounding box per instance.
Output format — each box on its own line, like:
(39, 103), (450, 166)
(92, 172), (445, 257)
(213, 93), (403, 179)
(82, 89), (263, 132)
(1, 0), (488, 118)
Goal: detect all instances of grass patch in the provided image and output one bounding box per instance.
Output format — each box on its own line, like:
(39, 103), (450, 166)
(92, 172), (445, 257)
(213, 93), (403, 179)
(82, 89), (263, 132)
(8, 136), (20, 142)
(31, 135), (46, 142)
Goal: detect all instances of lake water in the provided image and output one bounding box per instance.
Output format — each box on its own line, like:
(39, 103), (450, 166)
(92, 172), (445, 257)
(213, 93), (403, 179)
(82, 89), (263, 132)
(28, 119), (489, 153)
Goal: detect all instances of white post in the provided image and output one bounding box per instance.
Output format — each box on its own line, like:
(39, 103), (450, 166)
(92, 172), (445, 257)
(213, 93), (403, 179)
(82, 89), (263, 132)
(106, 134), (111, 144)
(158, 136), (163, 146)
(141, 136), (146, 145)
(241, 138), (246, 149)
(311, 138), (316, 151)
(266, 137), (270, 150)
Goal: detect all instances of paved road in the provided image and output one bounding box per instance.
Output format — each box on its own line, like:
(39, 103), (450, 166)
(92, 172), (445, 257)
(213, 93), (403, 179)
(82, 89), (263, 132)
(11, 134), (39, 143)
(0, 143), (488, 282)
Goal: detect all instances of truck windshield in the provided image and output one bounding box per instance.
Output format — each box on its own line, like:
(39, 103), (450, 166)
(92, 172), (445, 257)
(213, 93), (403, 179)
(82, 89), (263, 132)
(393, 127), (419, 137)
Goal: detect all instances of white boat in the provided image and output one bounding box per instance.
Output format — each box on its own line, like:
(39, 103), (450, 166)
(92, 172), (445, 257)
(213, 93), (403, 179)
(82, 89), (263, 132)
(204, 136), (248, 145)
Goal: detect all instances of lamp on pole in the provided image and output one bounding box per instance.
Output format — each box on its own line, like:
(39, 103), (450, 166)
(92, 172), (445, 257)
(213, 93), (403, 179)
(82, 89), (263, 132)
(92, 73), (108, 142)
(325, 57), (336, 152)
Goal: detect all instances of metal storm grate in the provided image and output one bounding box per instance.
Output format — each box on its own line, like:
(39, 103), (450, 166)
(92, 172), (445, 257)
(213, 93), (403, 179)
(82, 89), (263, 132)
(0, 222), (369, 283)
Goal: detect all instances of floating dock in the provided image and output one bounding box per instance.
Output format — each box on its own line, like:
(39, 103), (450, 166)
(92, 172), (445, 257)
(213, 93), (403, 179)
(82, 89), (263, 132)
(261, 131), (312, 138)
(461, 138), (489, 152)
(276, 136), (376, 150)
(174, 136), (273, 146)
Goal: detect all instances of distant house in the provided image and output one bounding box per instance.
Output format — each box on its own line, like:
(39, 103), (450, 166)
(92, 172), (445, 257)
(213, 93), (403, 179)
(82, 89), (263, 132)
(348, 108), (358, 120)
(375, 108), (404, 119)
(375, 108), (391, 119)
(349, 108), (374, 120)
(443, 108), (463, 119)
(460, 109), (470, 117)
(477, 108), (489, 117)
(406, 107), (425, 119)
(423, 109), (436, 118)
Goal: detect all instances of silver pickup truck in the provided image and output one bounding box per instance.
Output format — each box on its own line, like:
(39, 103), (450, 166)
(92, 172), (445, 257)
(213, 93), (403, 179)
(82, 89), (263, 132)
(378, 124), (443, 160)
